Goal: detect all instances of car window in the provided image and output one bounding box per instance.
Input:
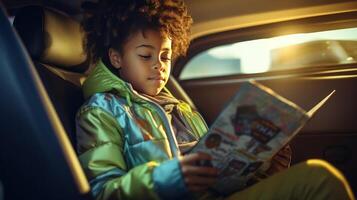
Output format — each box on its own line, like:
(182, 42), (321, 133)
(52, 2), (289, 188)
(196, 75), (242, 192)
(180, 27), (357, 80)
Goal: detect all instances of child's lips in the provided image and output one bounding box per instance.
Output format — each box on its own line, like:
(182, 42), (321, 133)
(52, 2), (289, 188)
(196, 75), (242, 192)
(148, 76), (165, 81)
(148, 76), (166, 85)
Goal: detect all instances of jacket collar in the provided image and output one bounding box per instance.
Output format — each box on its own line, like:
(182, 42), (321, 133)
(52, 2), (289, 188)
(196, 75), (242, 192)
(83, 60), (145, 103)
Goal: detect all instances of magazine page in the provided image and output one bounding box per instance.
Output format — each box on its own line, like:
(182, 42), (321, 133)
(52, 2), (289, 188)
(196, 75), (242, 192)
(190, 80), (311, 194)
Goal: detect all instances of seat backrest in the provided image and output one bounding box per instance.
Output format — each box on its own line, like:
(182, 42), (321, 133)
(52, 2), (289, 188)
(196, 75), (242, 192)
(13, 6), (88, 146)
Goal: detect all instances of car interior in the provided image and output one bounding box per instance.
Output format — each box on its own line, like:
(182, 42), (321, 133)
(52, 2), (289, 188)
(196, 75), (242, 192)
(0, 3), (198, 200)
(1, 0), (357, 199)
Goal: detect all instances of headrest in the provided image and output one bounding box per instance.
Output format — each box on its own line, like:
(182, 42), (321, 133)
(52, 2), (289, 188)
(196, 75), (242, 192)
(13, 6), (88, 72)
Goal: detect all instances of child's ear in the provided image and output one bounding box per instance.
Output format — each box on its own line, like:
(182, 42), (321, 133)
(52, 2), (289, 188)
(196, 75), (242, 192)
(108, 48), (122, 69)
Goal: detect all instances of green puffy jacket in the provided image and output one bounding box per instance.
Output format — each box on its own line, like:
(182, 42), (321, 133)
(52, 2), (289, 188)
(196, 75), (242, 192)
(76, 60), (208, 200)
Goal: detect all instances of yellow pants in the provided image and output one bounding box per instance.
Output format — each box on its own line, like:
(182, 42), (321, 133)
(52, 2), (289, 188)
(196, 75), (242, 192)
(201, 159), (355, 200)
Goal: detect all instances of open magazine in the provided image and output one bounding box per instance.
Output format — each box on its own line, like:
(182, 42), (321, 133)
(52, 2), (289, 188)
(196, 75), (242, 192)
(189, 80), (335, 195)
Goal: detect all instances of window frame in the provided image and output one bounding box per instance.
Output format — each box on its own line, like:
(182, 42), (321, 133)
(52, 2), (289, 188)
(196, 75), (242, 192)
(173, 11), (357, 80)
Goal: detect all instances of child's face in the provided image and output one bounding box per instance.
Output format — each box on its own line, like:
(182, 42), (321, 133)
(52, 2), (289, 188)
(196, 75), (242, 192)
(111, 29), (172, 96)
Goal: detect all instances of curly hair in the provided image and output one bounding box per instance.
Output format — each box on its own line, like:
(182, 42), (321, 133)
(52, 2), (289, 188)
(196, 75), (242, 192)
(81, 0), (193, 65)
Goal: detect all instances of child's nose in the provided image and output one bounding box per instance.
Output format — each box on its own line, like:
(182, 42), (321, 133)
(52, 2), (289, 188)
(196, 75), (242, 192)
(153, 60), (165, 71)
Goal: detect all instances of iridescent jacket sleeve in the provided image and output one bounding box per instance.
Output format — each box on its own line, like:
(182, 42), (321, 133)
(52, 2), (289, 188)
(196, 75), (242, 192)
(76, 107), (186, 200)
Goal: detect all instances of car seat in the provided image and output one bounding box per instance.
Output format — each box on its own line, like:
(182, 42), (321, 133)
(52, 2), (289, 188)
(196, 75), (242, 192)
(13, 6), (88, 147)
(0, 4), (90, 200)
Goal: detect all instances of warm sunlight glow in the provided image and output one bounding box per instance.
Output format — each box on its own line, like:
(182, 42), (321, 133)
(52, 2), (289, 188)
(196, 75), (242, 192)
(206, 27), (357, 74)
(181, 27), (357, 80)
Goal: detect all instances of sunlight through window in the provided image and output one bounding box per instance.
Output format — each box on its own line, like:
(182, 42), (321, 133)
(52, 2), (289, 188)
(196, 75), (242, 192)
(181, 27), (357, 80)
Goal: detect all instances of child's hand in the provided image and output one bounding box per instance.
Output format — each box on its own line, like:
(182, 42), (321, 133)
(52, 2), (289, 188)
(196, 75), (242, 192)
(266, 145), (292, 175)
(179, 152), (219, 192)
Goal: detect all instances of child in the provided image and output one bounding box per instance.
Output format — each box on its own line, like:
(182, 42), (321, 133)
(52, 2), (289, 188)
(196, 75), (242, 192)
(76, 0), (355, 199)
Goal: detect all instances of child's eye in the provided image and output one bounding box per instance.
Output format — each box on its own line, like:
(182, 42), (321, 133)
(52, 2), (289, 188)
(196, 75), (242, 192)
(139, 55), (152, 60)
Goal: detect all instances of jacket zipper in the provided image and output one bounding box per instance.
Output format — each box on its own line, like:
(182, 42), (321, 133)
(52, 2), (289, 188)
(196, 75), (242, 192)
(126, 84), (180, 158)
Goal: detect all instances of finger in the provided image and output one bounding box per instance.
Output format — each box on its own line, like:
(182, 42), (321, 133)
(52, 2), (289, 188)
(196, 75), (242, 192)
(275, 148), (291, 162)
(181, 165), (219, 176)
(268, 160), (288, 173)
(277, 147), (291, 156)
(185, 175), (217, 185)
(180, 152), (212, 165)
(284, 145), (292, 152)
(280, 149), (292, 157)
(272, 155), (290, 167)
(267, 163), (286, 174)
(281, 145), (292, 154)
(276, 151), (291, 161)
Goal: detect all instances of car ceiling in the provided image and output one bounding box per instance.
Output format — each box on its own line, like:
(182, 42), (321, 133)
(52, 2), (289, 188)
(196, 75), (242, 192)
(3, 0), (357, 39)
(186, 0), (357, 39)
